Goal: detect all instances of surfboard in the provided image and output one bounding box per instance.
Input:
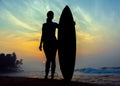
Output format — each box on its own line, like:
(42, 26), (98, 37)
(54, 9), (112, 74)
(58, 5), (76, 81)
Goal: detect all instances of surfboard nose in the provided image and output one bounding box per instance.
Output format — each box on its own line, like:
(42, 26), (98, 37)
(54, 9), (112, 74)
(64, 5), (70, 10)
(65, 5), (69, 8)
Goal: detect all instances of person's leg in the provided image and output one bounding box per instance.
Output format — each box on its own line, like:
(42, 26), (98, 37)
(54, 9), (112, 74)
(44, 45), (51, 79)
(51, 48), (57, 79)
(45, 59), (50, 79)
(51, 58), (56, 79)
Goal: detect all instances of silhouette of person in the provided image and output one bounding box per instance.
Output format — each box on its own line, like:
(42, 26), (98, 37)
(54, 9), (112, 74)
(39, 11), (58, 79)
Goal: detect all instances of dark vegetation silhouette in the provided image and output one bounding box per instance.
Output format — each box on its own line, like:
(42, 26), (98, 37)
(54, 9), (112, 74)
(0, 52), (23, 73)
(39, 11), (58, 80)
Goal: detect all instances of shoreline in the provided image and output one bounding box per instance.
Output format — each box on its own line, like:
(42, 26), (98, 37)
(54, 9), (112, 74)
(0, 76), (114, 86)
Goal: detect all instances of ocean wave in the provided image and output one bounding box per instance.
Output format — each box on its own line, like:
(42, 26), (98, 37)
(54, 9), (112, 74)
(75, 67), (120, 74)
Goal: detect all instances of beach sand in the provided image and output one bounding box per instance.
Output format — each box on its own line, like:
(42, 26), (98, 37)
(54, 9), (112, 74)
(0, 76), (113, 86)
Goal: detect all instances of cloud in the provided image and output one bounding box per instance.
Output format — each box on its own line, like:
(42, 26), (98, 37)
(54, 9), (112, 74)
(74, 6), (93, 28)
(16, 30), (41, 42)
(4, 11), (36, 31)
(27, 38), (39, 42)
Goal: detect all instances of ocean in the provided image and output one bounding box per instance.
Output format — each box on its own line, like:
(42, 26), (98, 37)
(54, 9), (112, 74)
(0, 58), (120, 85)
(0, 65), (120, 85)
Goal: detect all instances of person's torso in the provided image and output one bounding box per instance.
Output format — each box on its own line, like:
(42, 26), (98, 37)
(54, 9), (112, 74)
(42, 22), (58, 44)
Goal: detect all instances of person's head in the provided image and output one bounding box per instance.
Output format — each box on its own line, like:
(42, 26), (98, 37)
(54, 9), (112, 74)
(47, 11), (54, 20)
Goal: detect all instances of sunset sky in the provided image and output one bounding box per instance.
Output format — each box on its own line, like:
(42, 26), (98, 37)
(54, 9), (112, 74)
(0, 0), (120, 69)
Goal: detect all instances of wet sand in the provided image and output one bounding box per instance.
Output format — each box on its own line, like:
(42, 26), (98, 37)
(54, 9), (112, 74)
(0, 76), (113, 86)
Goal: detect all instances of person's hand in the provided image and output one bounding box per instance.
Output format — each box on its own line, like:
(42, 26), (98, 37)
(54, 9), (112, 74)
(73, 21), (76, 26)
(39, 45), (42, 51)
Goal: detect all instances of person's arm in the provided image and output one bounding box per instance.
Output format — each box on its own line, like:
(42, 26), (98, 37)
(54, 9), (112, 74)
(56, 23), (59, 29)
(39, 25), (44, 51)
(39, 36), (43, 51)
